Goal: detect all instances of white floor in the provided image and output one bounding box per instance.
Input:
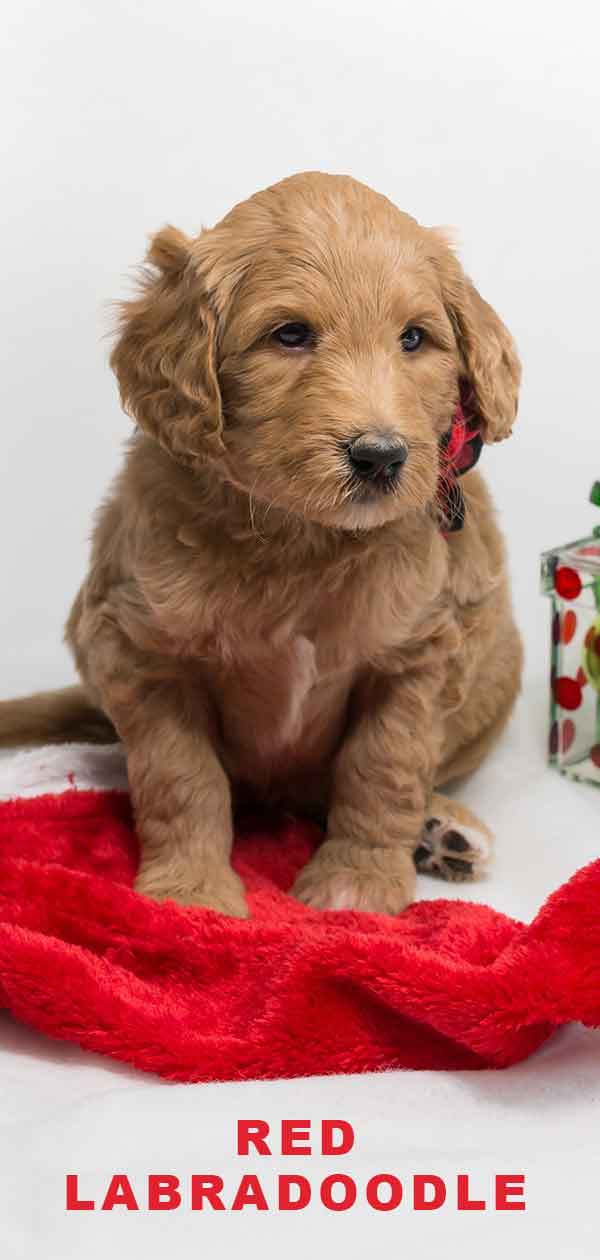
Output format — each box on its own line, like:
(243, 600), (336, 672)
(1, 638), (599, 1258)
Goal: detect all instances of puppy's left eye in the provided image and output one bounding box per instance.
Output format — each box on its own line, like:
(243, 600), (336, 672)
(400, 325), (425, 352)
(271, 322), (313, 349)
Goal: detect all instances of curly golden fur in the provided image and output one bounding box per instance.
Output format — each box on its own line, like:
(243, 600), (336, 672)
(1, 172), (522, 917)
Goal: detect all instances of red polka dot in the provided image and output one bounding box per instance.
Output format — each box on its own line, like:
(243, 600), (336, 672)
(576, 667), (588, 688)
(591, 745), (600, 769)
(561, 719), (576, 753)
(554, 566), (582, 600)
(585, 626), (595, 649)
(561, 610), (578, 644)
(552, 676), (583, 710)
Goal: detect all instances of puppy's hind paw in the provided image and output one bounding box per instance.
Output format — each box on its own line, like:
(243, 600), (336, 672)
(414, 806), (493, 883)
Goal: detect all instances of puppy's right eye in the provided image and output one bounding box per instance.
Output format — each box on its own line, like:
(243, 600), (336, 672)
(271, 322), (313, 349)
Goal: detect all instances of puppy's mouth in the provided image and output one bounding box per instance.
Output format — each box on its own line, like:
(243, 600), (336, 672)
(347, 470), (400, 500)
(327, 465), (408, 532)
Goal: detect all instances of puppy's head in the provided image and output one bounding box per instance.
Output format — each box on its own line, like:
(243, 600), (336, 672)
(111, 173), (520, 530)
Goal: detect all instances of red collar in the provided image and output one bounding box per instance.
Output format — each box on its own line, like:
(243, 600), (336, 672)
(436, 380), (482, 534)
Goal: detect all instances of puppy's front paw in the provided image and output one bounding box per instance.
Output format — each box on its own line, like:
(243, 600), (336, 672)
(292, 842), (416, 915)
(135, 863), (249, 918)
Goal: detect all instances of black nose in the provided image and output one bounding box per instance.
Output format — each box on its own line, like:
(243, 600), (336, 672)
(348, 434), (408, 482)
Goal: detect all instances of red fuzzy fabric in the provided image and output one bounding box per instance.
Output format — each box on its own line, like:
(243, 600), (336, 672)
(0, 789), (599, 1080)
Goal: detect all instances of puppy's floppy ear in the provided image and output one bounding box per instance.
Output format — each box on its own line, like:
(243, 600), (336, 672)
(110, 225), (224, 466)
(431, 234), (521, 443)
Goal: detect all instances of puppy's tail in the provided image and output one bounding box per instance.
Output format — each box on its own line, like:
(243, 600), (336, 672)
(0, 685), (117, 749)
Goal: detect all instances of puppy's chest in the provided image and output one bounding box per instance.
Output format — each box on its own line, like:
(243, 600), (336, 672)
(216, 632), (353, 783)
(184, 553), (437, 781)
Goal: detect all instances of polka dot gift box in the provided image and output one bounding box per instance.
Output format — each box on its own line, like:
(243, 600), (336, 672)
(541, 481), (600, 785)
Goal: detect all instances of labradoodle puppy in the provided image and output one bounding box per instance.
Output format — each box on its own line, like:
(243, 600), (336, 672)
(0, 172), (522, 917)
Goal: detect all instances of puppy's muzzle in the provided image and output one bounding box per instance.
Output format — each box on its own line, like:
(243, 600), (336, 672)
(347, 433), (408, 485)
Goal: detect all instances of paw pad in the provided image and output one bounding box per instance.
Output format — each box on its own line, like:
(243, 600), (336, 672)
(413, 815), (491, 881)
(444, 830), (470, 853)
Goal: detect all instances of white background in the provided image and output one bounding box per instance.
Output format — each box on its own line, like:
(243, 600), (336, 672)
(1, 1), (600, 1257)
